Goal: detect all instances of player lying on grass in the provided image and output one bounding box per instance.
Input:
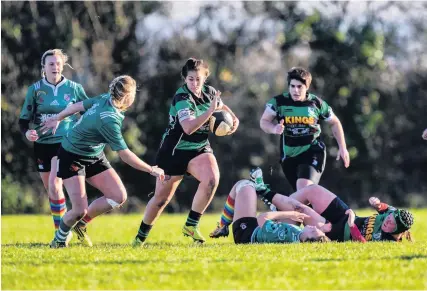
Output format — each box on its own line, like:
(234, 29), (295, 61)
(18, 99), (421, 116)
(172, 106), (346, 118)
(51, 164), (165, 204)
(211, 168), (414, 242)
(227, 179), (329, 244)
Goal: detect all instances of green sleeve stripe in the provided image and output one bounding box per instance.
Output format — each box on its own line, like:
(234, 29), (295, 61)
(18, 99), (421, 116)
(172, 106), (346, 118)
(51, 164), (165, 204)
(175, 99), (193, 111)
(100, 112), (122, 122)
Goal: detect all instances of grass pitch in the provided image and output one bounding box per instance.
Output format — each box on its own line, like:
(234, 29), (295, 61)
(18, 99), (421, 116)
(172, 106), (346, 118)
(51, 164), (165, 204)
(2, 209), (427, 290)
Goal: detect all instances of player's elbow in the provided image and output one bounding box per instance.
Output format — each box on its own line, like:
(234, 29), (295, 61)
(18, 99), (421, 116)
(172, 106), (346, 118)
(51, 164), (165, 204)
(259, 119), (269, 133)
(118, 149), (131, 161)
(182, 124), (194, 135)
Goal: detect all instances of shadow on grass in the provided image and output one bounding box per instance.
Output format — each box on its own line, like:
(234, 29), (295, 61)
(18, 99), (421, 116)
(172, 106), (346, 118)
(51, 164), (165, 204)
(2, 241), (234, 249)
(2, 257), (242, 267)
(2, 243), (47, 248)
(310, 254), (427, 262)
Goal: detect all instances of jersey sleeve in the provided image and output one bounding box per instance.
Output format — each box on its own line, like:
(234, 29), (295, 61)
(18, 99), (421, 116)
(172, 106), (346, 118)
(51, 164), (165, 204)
(19, 85), (36, 120)
(175, 95), (196, 122)
(319, 99), (334, 121)
(75, 84), (89, 101)
(265, 97), (277, 115)
(99, 121), (128, 151)
(82, 97), (98, 110)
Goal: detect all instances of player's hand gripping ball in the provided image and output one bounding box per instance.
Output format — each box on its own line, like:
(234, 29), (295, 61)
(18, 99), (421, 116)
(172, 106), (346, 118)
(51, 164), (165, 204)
(209, 110), (234, 136)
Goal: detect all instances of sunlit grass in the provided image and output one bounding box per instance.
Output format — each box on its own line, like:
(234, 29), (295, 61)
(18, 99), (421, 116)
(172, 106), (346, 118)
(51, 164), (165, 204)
(2, 210), (427, 290)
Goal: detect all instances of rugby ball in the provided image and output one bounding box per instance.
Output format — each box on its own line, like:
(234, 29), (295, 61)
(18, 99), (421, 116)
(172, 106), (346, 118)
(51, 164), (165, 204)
(209, 110), (233, 136)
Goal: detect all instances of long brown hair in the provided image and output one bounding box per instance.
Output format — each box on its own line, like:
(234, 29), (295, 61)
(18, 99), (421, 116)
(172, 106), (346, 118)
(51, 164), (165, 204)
(109, 75), (137, 111)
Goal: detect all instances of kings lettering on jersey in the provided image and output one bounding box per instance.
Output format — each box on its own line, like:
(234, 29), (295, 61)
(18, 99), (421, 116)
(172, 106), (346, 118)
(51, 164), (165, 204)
(284, 116), (316, 125)
(362, 214), (378, 241)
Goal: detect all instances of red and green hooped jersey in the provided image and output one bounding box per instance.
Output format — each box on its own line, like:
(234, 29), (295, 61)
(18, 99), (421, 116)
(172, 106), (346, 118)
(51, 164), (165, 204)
(265, 92), (333, 158)
(19, 77), (88, 144)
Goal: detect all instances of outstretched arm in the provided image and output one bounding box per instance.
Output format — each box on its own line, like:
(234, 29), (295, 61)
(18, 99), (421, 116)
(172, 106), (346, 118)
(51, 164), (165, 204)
(369, 197), (394, 214)
(271, 193), (326, 228)
(257, 211), (309, 227)
(40, 102), (85, 134)
(118, 149), (165, 181)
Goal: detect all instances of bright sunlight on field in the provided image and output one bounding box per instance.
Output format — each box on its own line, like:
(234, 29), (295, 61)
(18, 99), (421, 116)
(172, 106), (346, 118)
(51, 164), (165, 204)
(2, 209), (427, 290)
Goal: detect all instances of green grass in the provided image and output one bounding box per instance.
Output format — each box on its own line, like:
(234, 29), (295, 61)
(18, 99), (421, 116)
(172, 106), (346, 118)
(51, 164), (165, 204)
(2, 209), (427, 290)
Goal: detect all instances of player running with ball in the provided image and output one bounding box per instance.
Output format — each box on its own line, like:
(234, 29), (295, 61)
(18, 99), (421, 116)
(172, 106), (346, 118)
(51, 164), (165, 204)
(133, 58), (239, 246)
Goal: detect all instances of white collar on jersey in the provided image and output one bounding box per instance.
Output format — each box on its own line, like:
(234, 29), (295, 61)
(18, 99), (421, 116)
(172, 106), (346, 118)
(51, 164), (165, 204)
(42, 75), (68, 97)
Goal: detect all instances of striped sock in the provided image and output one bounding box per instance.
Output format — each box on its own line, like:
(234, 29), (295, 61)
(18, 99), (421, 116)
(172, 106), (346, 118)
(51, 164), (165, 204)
(55, 220), (72, 242)
(219, 195), (235, 227)
(137, 221), (153, 243)
(185, 210), (202, 227)
(76, 214), (92, 228)
(49, 198), (67, 230)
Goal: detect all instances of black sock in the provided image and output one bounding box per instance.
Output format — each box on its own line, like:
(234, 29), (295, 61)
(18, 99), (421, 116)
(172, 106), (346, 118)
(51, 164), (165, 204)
(185, 210), (202, 227)
(137, 221), (153, 242)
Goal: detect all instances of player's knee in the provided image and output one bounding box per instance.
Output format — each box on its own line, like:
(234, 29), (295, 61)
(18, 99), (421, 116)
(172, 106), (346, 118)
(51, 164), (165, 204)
(156, 198), (170, 208)
(48, 176), (62, 196)
(296, 179), (314, 190)
(236, 186), (256, 200)
(107, 196), (126, 209)
(208, 176), (219, 193)
(235, 180), (255, 195)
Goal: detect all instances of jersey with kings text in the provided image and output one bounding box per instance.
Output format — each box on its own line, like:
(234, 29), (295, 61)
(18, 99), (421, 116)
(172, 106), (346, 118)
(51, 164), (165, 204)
(265, 92), (333, 158)
(344, 207), (397, 241)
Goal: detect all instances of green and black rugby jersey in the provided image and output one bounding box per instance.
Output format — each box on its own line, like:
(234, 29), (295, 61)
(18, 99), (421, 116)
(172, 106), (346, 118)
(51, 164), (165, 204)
(19, 77), (88, 144)
(62, 94), (128, 157)
(265, 92), (333, 158)
(159, 84), (221, 153)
